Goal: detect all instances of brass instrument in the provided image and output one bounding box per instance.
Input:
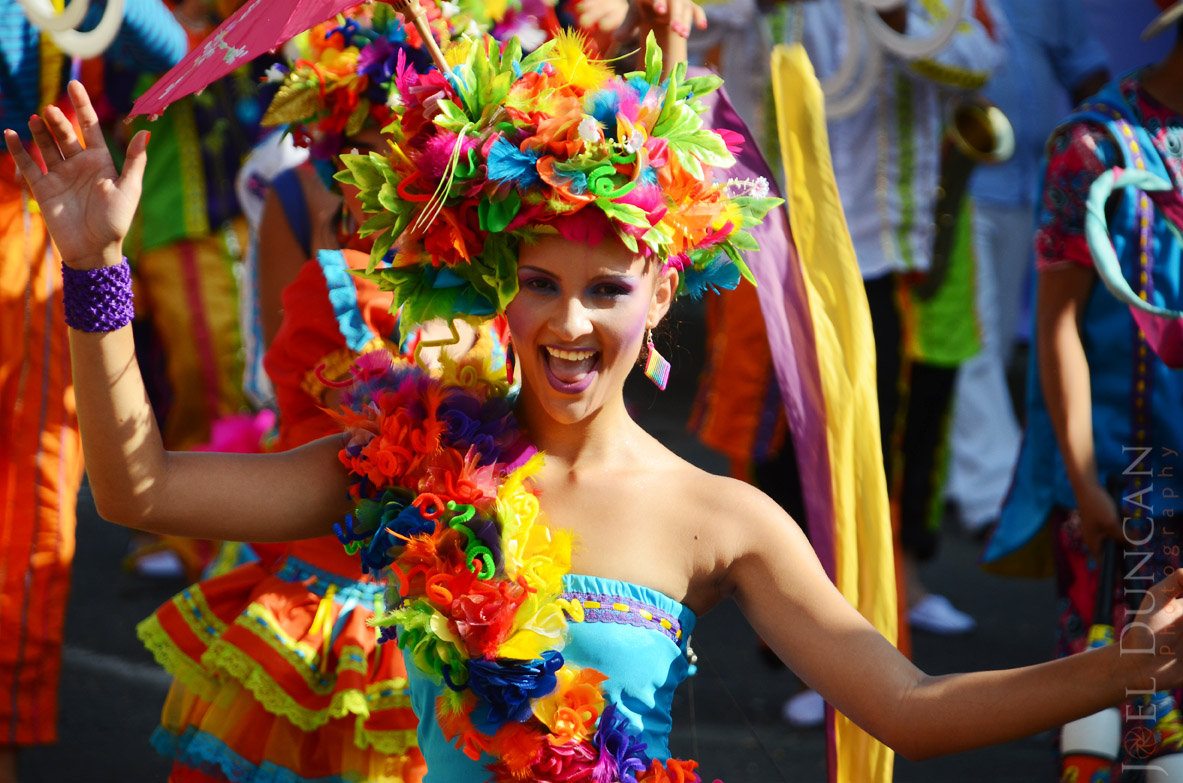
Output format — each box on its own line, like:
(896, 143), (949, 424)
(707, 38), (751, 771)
(914, 96), (1014, 300)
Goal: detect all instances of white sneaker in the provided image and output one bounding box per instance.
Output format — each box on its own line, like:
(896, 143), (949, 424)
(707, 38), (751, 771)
(907, 594), (976, 635)
(133, 549), (186, 579)
(782, 689), (825, 727)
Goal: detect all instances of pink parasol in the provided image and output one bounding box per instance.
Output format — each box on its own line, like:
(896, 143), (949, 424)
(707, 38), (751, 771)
(130, 0), (449, 118)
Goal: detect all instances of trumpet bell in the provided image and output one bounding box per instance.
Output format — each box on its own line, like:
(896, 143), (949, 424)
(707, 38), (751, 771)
(947, 99), (1015, 165)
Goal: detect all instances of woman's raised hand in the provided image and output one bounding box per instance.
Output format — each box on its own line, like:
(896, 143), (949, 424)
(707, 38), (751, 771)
(2, 80), (148, 269)
(632, 0), (707, 39)
(1123, 570), (1183, 693)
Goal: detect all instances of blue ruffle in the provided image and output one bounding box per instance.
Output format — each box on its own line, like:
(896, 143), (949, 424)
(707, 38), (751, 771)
(316, 249), (377, 354)
(151, 726), (355, 783)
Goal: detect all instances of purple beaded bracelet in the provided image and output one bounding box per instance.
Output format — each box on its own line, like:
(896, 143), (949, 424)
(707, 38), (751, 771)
(62, 259), (135, 332)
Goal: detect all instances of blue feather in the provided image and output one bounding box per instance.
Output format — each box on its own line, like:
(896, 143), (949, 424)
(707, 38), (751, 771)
(586, 90), (621, 137)
(683, 257), (741, 299)
(486, 138), (542, 189)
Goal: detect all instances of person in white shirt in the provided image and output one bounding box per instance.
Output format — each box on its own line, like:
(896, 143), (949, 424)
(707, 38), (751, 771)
(797, 0), (1004, 637)
(948, 0), (1108, 541)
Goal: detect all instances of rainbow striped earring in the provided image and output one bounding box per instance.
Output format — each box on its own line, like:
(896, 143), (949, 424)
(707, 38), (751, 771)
(643, 329), (671, 391)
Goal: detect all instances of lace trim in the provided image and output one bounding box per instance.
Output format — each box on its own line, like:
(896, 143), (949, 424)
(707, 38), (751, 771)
(336, 645), (370, 678)
(355, 679), (419, 754)
(142, 592), (414, 751)
(204, 640), (412, 743)
(174, 584), (230, 644)
(135, 614), (219, 702)
(561, 591), (684, 645)
(231, 603), (355, 692)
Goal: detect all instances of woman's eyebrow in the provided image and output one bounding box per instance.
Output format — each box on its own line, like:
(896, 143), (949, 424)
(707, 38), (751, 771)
(590, 271), (640, 283)
(517, 265), (555, 276)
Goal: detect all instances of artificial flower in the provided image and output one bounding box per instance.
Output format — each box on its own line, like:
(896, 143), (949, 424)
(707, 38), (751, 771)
(466, 651), (565, 728)
(533, 666), (608, 746)
(636, 758), (703, 783)
(593, 704), (649, 783)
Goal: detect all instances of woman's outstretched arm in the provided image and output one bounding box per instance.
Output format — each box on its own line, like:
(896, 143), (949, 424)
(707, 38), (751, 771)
(724, 483), (1182, 761)
(3, 81), (349, 542)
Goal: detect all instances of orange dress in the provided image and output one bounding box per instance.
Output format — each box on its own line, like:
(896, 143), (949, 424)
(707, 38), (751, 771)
(0, 151), (85, 748)
(137, 248), (423, 782)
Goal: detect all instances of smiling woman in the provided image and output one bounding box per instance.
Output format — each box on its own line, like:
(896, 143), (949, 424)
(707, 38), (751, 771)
(12, 12), (1183, 783)
(509, 235), (675, 424)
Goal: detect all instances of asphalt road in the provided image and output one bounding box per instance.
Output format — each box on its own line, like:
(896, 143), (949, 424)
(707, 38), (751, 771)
(16, 304), (1059, 783)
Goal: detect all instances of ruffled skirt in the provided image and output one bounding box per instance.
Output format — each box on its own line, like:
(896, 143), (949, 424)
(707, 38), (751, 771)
(138, 554), (423, 783)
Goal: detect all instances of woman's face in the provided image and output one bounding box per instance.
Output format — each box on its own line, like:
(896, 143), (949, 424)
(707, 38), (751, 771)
(506, 234), (675, 426)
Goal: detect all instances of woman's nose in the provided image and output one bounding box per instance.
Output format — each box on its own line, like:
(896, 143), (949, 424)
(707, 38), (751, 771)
(550, 295), (593, 340)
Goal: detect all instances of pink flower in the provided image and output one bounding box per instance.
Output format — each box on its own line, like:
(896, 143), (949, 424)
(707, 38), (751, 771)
(532, 740), (599, 783)
(552, 209), (615, 247)
(715, 128), (744, 156)
(416, 132), (482, 180)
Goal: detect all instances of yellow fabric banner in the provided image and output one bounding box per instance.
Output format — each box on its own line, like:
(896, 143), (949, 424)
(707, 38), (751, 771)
(770, 42), (899, 783)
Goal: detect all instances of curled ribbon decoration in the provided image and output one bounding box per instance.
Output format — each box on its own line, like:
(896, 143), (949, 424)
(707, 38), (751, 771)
(446, 501), (496, 579)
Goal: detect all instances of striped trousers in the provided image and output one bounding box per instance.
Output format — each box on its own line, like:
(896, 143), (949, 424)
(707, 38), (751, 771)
(0, 156), (84, 746)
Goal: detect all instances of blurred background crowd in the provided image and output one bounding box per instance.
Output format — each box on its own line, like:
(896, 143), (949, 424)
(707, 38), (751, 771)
(2, 0), (1181, 781)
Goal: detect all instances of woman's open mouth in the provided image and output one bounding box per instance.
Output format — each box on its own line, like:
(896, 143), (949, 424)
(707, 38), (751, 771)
(541, 345), (600, 393)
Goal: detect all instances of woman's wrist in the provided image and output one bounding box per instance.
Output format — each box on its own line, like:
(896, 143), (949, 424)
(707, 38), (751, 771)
(1115, 626), (1168, 699)
(62, 257), (135, 332)
(62, 246), (126, 271)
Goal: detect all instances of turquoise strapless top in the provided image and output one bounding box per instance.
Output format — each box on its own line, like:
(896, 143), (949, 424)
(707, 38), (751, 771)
(403, 574), (698, 781)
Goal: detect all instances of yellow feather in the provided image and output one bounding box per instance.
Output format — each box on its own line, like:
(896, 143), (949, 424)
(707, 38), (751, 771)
(445, 39), (473, 69)
(548, 30), (612, 92)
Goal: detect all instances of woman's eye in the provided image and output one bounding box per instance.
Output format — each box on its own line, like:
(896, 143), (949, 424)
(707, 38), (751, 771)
(521, 277), (556, 293)
(592, 283), (629, 298)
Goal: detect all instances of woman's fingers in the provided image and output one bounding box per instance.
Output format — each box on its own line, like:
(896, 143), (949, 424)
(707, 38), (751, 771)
(27, 114), (64, 165)
(633, 0), (706, 39)
(43, 103), (84, 159)
(611, 1), (640, 40)
(672, 0), (706, 37)
(68, 80), (106, 153)
(3, 129), (45, 187)
(118, 130), (151, 202)
(579, 0), (629, 31)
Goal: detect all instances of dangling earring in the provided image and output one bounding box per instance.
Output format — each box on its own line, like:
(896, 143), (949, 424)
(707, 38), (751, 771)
(643, 329), (671, 391)
(506, 337), (516, 386)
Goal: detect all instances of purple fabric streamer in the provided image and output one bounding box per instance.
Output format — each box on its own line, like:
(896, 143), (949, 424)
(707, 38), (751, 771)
(695, 80), (837, 583)
(62, 259), (135, 332)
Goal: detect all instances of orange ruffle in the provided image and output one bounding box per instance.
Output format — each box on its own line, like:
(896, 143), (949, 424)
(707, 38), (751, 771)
(138, 552), (423, 782)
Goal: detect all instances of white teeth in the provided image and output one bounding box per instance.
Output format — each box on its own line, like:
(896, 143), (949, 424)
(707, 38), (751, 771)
(546, 346), (596, 362)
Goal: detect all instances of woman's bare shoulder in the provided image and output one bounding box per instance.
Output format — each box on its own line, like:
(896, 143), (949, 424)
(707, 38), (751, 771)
(637, 449), (807, 611)
(647, 446), (800, 547)
(653, 448), (788, 516)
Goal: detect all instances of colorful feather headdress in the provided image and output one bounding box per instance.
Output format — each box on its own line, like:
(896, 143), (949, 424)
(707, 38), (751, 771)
(260, 2), (564, 161)
(442, 0), (560, 48)
(337, 31), (782, 327)
(261, 4), (441, 159)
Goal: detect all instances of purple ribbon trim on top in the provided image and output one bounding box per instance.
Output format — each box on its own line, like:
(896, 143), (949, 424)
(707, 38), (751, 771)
(562, 590), (683, 646)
